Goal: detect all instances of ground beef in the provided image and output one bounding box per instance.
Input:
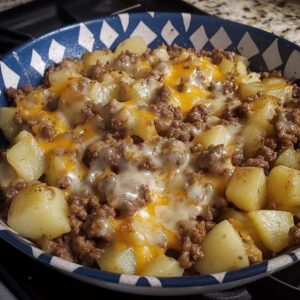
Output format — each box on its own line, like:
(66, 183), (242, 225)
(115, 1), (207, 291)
(177, 220), (211, 269)
(56, 176), (71, 190)
(190, 143), (204, 153)
(13, 112), (23, 125)
(211, 49), (233, 65)
(82, 204), (116, 240)
(153, 102), (182, 119)
(273, 108), (300, 149)
(292, 84), (300, 98)
(4, 179), (27, 202)
(224, 73), (239, 94)
(97, 174), (151, 217)
(114, 50), (139, 70)
(71, 236), (104, 266)
(38, 235), (74, 261)
(38, 194), (115, 266)
(223, 100), (250, 121)
(5, 84), (32, 105)
(164, 120), (192, 142)
(233, 145), (277, 173)
(152, 84), (172, 103)
(0, 180), (27, 219)
(38, 121), (56, 141)
(43, 94), (59, 112)
(197, 145), (228, 175)
(289, 223), (300, 245)
(85, 62), (108, 80)
(137, 156), (158, 171)
(86, 139), (124, 170)
(167, 44), (184, 60)
(185, 104), (209, 123)
(160, 139), (188, 168)
(81, 102), (94, 120)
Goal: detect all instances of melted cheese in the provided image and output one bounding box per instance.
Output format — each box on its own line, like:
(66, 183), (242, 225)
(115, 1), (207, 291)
(163, 58), (224, 114)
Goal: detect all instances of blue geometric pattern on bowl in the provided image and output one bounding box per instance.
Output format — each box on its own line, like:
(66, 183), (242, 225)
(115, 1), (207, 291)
(0, 12), (299, 295)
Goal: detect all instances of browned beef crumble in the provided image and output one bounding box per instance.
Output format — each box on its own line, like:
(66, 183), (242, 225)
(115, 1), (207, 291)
(197, 145), (228, 175)
(97, 174), (151, 217)
(164, 120), (192, 142)
(177, 220), (214, 269)
(289, 222), (300, 245)
(186, 104), (210, 123)
(38, 121), (56, 141)
(273, 108), (300, 149)
(38, 195), (115, 266)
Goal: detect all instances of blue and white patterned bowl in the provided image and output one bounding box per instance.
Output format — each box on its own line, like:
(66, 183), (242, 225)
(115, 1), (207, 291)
(0, 12), (300, 296)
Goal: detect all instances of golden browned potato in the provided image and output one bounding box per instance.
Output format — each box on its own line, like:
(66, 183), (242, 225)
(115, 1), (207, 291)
(82, 49), (114, 68)
(141, 254), (184, 277)
(98, 244), (136, 275)
(226, 167), (267, 211)
(248, 210), (294, 252)
(6, 131), (45, 181)
(248, 96), (278, 133)
(0, 160), (16, 189)
(275, 148), (300, 170)
(114, 36), (147, 56)
(219, 207), (265, 251)
(242, 123), (266, 156)
(195, 220), (249, 274)
(0, 107), (21, 141)
(268, 165), (300, 207)
(7, 182), (71, 240)
(196, 125), (230, 148)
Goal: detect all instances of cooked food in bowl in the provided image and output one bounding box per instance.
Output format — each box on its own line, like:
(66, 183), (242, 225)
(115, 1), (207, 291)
(0, 36), (299, 277)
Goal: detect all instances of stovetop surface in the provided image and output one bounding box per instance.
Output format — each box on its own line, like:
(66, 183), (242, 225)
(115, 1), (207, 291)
(0, 1), (299, 299)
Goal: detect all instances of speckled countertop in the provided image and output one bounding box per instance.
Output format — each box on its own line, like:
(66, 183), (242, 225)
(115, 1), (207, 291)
(0, 0), (299, 45)
(185, 0), (300, 45)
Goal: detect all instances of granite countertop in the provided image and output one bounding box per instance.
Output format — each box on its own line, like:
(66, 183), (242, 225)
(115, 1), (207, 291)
(0, 0), (299, 45)
(185, 0), (300, 45)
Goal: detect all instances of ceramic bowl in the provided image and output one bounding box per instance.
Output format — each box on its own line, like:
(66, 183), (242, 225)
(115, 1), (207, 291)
(0, 12), (300, 296)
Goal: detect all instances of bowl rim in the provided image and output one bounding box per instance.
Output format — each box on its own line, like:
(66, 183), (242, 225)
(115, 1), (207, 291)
(0, 11), (300, 289)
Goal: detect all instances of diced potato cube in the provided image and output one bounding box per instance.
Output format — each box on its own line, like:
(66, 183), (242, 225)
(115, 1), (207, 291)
(219, 207), (264, 251)
(241, 72), (261, 84)
(239, 78), (292, 101)
(196, 125), (230, 148)
(7, 183), (71, 240)
(114, 36), (147, 56)
(195, 220), (249, 274)
(121, 104), (157, 142)
(264, 78), (293, 102)
(0, 107), (20, 141)
(248, 210), (294, 252)
(82, 49), (114, 68)
(268, 165), (300, 207)
(248, 96), (278, 133)
(226, 167), (267, 211)
(6, 132), (45, 181)
(13, 130), (31, 143)
(275, 148), (300, 170)
(98, 244), (136, 275)
(45, 155), (73, 186)
(0, 160), (16, 189)
(234, 55), (249, 78)
(141, 254), (184, 277)
(48, 69), (82, 90)
(242, 123), (265, 156)
(239, 82), (264, 100)
(84, 81), (117, 105)
(219, 58), (235, 74)
(59, 86), (88, 126)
